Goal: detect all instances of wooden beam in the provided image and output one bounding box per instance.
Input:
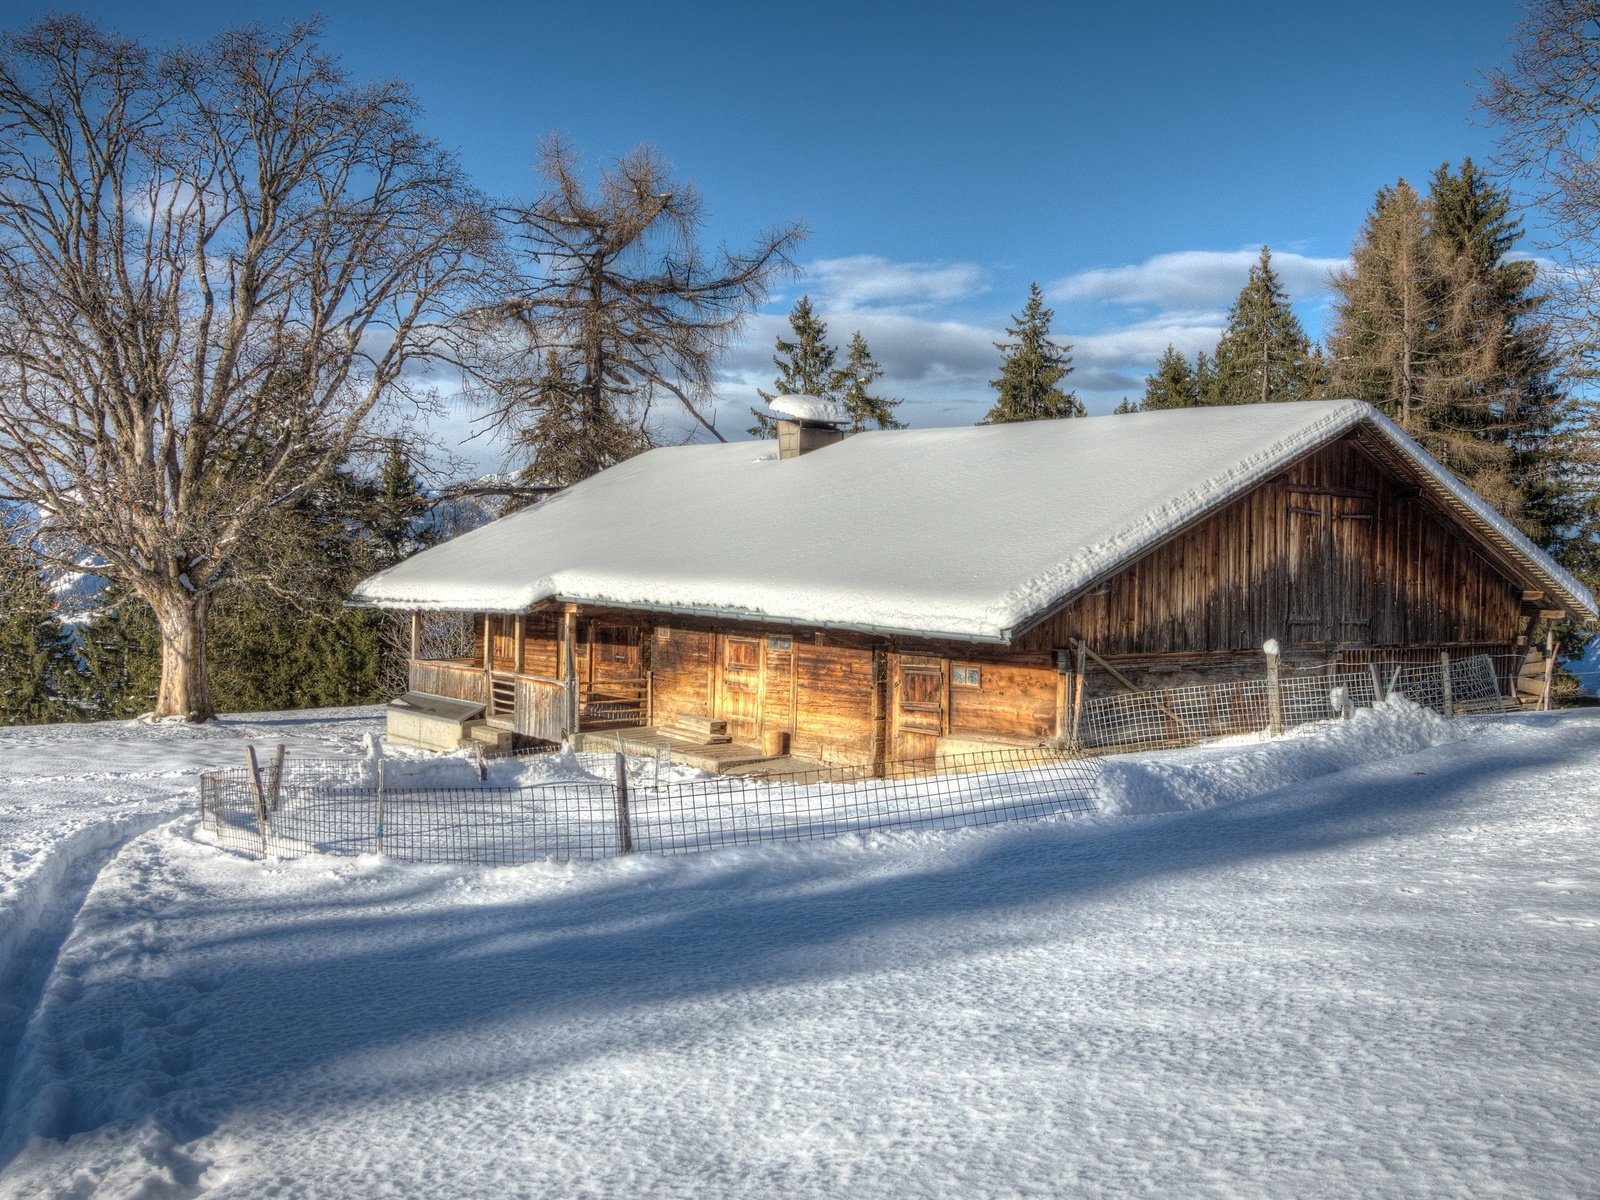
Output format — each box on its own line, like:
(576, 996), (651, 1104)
(514, 614), (525, 675)
(409, 611), (421, 661)
(1072, 637), (1199, 739)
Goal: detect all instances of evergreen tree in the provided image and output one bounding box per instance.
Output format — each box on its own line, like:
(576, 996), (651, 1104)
(0, 537), (83, 724)
(1194, 349), (1216, 402)
(1142, 344), (1202, 409)
(74, 580), (162, 719)
(982, 283), (1083, 423)
(750, 296), (840, 436)
(831, 331), (904, 431)
(1430, 159), (1574, 544)
(1113, 397), (1138, 414)
(1209, 247), (1317, 405)
(1328, 163), (1578, 543)
(510, 351), (649, 489)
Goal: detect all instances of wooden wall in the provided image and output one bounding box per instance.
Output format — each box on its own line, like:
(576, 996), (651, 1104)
(1017, 434), (1524, 663)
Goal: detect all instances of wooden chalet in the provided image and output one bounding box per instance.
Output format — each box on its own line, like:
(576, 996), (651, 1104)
(353, 400), (1596, 768)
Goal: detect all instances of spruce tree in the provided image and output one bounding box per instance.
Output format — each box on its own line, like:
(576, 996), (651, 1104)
(1142, 344), (1202, 409)
(74, 580), (162, 719)
(750, 296), (839, 436)
(1209, 247), (1316, 405)
(983, 283), (1083, 423)
(831, 331), (904, 431)
(0, 538), (83, 724)
(510, 351), (650, 489)
(1328, 164), (1579, 544)
(1113, 397), (1138, 414)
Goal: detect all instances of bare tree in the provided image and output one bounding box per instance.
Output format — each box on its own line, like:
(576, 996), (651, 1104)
(0, 17), (494, 719)
(1483, 2), (1600, 353)
(475, 137), (803, 480)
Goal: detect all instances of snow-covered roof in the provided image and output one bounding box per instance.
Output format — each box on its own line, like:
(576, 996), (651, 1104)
(768, 393), (851, 424)
(352, 400), (1597, 639)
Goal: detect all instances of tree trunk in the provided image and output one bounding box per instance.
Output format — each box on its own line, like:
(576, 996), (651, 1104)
(148, 586), (215, 721)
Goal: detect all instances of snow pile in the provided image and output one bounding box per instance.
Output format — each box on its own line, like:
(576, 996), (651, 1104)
(767, 393), (851, 423)
(1099, 695), (1462, 815)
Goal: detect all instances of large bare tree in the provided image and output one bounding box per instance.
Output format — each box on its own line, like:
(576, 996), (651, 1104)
(475, 137), (804, 482)
(0, 17), (494, 719)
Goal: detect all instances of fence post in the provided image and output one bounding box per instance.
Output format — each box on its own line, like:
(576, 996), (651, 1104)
(614, 751), (633, 854)
(1070, 640), (1087, 746)
(376, 758), (386, 856)
(246, 745), (270, 858)
(1264, 640), (1284, 737)
(1440, 650), (1454, 719)
(1541, 627), (1556, 712)
(1367, 663), (1386, 705)
(268, 744), (286, 812)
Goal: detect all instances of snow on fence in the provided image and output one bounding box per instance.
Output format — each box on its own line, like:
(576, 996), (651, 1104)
(197, 747), (1103, 865)
(1076, 652), (1504, 753)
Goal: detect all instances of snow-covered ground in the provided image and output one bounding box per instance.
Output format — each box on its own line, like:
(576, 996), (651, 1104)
(0, 703), (1597, 1197)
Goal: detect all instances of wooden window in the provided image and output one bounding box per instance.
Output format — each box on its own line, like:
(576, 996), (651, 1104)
(594, 625), (634, 664)
(952, 665), (981, 688)
(656, 627), (671, 643)
(767, 635), (793, 651)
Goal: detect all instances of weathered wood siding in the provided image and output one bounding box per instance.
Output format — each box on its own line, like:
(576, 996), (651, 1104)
(947, 659), (1058, 741)
(409, 660), (487, 704)
(520, 614), (559, 678)
(791, 642), (877, 766)
(650, 626), (714, 722)
(1018, 434), (1524, 659)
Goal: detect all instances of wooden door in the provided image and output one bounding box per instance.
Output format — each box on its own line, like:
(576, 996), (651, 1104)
(719, 635), (763, 745)
(1332, 496), (1375, 645)
(490, 615), (518, 672)
(891, 656), (945, 764)
(1286, 496), (1331, 642)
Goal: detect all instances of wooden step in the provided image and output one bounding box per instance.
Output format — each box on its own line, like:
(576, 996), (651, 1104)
(670, 714), (727, 738)
(467, 721), (515, 754)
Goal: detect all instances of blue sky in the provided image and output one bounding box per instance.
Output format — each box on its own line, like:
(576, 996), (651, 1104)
(14, 0), (1534, 463)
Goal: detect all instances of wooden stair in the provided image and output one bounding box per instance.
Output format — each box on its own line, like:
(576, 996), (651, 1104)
(667, 713), (730, 744)
(467, 716), (515, 755)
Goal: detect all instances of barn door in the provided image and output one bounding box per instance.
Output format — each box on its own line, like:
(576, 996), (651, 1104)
(1332, 496), (1375, 644)
(891, 656), (946, 764)
(719, 635), (763, 745)
(1286, 496), (1332, 642)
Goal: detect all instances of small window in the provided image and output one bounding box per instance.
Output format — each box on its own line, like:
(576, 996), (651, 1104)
(768, 635), (793, 651)
(656, 627), (671, 643)
(952, 665), (981, 688)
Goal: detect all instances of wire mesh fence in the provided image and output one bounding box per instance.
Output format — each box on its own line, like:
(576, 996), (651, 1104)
(1076, 652), (1504, 753)
(198, 746), (1103, 865)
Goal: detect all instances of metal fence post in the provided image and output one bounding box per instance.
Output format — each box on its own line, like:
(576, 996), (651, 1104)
(614, 750), (633, 854)
(1440, 650), (1454, 719)
(376, 758), (387, 856)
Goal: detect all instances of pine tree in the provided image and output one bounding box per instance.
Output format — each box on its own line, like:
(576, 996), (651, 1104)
(830, 331), (904, 431)
(510, 351), (649, 489)
(1209, 247), (1316, 405)
(750, 296), (840, 436)
(1429, 159), (1573, 544)
(1113, 397), (1138, 414)
(983, 283), (1083, 423)
(74, 580), (161, 719)
(1328, 164), (1577, 543)
(1142, 344), (1202, 409)
(0, 538), (83, 724)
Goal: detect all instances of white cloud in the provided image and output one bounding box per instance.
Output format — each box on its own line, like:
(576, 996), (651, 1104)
(1049, 248), (1348, 313)
(798, 255), (988, 310)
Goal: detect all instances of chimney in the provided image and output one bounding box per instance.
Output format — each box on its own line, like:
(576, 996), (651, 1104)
(776, 418), (844, 460)
(767, 393), (849, 460)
